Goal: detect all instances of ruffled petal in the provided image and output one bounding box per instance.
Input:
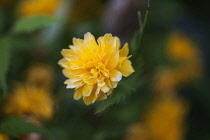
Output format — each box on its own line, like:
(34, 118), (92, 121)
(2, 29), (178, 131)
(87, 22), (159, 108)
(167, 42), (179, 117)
(106, 51), (119, 69)
(74, 87), (83, 100)
(101, 84), (110, 93)
(119, 43), (129, 57)
(110, 70), (122, 82)
(96, 92), (107, 102)
(83, 92), (98, 105)
(65, 80), (83, 89)
(107, 89), (113, 95)
(82, 84), (94, 96)
(118, 59), (135, 77)
(58, 58), (70, 68)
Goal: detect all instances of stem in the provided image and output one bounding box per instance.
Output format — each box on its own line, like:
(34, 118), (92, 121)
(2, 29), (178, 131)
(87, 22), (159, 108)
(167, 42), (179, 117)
(137, 0), (150, 52)
(137, 11), (142, 28)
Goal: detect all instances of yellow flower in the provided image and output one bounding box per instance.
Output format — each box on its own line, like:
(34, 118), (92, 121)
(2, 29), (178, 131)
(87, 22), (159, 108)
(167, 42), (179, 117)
(0, 134), (8, 140)
(145, 97), (187, 140)
(25, 64), (55, 91)
(4, 85), (54, 120)
(166, 31), (203, 85)
(58, 32), (134, 105)
(17, 0), (60, 18)
(167, 32), (198, 61)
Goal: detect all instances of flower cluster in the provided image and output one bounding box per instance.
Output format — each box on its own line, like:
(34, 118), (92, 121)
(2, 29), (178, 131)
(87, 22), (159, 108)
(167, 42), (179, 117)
(59, 32), (134, 105)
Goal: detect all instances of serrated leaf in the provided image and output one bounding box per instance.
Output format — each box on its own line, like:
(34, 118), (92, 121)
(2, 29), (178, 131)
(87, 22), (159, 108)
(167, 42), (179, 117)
(0, 36), (11, 95)
(12, 16), (57, 34)
(0, 117), (48, 137)
(95, 84), (134, 114)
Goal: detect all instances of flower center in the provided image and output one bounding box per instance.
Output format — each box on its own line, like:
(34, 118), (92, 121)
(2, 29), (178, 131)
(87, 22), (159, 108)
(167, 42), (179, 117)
(90, 62), (109, 80)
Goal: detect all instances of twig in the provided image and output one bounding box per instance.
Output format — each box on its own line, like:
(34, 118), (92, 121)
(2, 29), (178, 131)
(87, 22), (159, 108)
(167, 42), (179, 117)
(137, 0), (150, 52)
(137, 11), (142, 28)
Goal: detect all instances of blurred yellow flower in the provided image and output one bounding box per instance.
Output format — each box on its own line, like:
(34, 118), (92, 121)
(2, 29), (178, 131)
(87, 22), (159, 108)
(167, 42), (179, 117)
(58, 32), (134, 105)
(17, 0), (60, 18)
(167, 32), (199, 61)
(145, 98), (187, 140)
(4, 85), (54, 120)
(0, 134), (8, 140)
(25, 64), (55, 91)
(166, 31), (203, 85)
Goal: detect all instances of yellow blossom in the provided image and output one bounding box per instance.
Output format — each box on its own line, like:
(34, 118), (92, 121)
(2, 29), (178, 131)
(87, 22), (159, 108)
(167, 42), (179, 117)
(4, 85), (54, 120)
(25, 64), (55, 91)
(145, 97), (187, 140)
(58, 32), (134, 105)
(166, 31), (203, 85)
(0, 134), (8, 140)
(167, 32), (199, 61)
(17, 0), (60, 18)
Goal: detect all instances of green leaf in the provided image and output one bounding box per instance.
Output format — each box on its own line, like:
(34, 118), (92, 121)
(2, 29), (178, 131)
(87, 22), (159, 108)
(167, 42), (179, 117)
(95, 83), (135, 114)
(12, 16), (57, 34)
(0, 117), (48, 137)
(0, 36), (11, 95)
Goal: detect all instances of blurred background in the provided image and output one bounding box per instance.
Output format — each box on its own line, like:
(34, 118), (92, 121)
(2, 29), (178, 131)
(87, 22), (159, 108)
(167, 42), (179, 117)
(0, 0), (210, 140)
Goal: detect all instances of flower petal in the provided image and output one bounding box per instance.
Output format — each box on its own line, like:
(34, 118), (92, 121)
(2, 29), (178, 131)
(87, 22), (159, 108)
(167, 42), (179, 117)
(58, 58), (70, 68)
(98, 34), (120, 55)
(61, 49), (76, 57)
(118, 59), (135, 77)
(98, 81), (105, 87)
(111, 81), (118, 88)
(119, 43), (129, 57)
(107, 89), (113, 95)
(95, 86), (101, 95)
(62, 68), (82, 78)
(110, 70), (122, 82)
(105, 78), (112, 88)
(70, 76), (82, 83)
(83, 77), (96, 85)
(96, 92), (107, 102)
(106, 51), (119, 69)
(84, 32), (98, 48)
(101, 84), (110, 93)
(73, 38), (83, 47)
(83, 92), (98, 105)
(82, 84), (93, 96)
(74, 87), (83, 100)
(65, 80), (83, 89)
